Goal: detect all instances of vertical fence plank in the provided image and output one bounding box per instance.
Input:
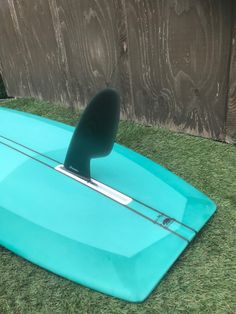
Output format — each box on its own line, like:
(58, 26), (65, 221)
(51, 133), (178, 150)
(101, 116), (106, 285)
(123, 0), (233, 140)
(226, 2), (236, 143)
(0, 0), (70, 103)
(52, 0), (121, 108)
(113, 0), (135, 119)
(0, 0), (31, 96)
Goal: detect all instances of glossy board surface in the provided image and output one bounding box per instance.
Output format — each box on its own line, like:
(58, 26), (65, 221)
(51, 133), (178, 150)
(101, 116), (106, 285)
(0, 108), (216, 301)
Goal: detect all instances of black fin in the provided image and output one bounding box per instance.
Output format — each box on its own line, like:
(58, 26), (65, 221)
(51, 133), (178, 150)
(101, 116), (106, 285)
(64, 89), (120, 179)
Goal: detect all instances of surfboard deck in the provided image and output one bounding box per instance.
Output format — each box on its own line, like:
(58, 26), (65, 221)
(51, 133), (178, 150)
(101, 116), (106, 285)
(0, 107), (216, 302)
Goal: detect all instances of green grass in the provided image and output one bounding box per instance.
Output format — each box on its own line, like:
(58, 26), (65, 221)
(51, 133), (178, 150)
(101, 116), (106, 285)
(0, 98), (236, 314)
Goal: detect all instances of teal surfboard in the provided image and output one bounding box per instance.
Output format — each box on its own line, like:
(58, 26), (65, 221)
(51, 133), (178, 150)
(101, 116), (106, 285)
(0, 90), (216, 302)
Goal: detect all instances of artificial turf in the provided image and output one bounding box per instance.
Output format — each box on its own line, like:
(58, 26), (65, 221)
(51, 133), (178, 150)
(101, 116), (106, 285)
(0, 98), (235, 313)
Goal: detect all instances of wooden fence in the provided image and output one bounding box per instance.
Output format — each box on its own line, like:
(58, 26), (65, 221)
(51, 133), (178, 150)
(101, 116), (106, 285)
(0, 0), (235, 143)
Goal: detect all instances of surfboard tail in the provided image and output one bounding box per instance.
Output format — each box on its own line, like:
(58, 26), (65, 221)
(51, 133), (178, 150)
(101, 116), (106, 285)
(64, 89), (120, 179)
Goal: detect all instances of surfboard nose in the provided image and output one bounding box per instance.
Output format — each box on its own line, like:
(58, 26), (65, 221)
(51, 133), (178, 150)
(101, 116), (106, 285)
(64, 89), (120, 179)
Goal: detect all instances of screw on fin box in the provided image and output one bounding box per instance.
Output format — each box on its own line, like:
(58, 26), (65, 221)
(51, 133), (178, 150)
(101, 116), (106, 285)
(64, 89), (120, 180)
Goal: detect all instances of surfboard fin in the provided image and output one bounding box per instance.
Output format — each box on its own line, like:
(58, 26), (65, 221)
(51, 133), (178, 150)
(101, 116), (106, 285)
(64, 89), (120, 180)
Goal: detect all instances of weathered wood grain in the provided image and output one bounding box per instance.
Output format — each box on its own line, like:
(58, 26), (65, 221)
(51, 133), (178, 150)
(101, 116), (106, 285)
(0, 0), (31, 96)
(0, 0), (234, 141)
(226, 1), (236, 143)
(52, 0), (121, 109)
(0, 0), (70, 103)
(123, 0), (233, 139)
(113, 0), (135, 120)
